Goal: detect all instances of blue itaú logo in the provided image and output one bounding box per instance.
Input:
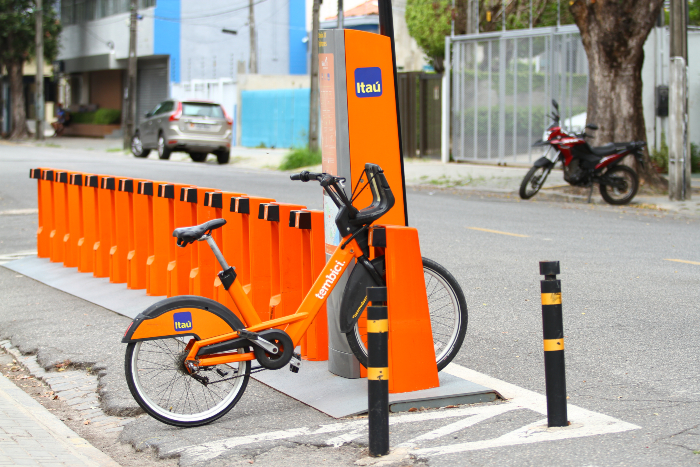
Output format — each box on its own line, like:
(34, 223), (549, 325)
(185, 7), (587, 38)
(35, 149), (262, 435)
(173, 311), (193, 332)
(355, 67), (382, 98)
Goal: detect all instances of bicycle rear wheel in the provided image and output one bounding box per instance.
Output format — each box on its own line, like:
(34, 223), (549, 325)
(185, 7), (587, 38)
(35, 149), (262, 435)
(346, 257), (468, 371)
(125, 338), (250, 427)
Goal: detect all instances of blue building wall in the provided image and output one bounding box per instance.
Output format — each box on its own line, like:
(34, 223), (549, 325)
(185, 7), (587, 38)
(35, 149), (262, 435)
(154, 0), (181, 83)
(289, 0), (307, 74)
(241, 89), (310, 148)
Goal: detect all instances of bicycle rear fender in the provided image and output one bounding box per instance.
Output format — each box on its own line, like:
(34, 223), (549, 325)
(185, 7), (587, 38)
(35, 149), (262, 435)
(122, 296), (244, 343)
(339, 257), (385, 333)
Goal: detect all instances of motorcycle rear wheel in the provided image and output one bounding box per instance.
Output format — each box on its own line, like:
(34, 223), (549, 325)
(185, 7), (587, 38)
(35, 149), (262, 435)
(519, 165), (551, 199)
(599, 165), (638, 205)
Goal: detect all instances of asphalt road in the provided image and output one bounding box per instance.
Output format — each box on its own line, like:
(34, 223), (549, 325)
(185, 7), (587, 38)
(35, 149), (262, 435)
(0, 143), (699, 466)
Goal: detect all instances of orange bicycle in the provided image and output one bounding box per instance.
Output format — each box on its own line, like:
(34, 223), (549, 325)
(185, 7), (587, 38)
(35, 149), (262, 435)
(122, 163), (467, 426)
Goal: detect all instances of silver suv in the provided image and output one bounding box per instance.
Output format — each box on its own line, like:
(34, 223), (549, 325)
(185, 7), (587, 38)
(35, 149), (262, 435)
(131, 100), (232, 164)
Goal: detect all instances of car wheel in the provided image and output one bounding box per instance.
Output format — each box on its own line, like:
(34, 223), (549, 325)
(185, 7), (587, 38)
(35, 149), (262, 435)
(131, 133), (150, 158)
(157, 133), (171, 160)
(190, 152), (208, 163)
(215, 150), (230, 164)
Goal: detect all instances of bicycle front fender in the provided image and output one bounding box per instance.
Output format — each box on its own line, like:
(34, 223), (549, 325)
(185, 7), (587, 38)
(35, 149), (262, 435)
(339, 257), (385, 334)
(122, 296), (245, 343)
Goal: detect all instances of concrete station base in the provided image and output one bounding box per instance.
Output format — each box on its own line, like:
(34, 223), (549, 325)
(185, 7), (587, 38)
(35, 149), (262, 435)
(4, 256), (500, 418)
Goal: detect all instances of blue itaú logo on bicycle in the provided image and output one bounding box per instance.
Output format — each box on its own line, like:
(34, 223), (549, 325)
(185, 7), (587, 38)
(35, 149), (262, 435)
(355, 67), (382, 98)
(173, 312), (193, 332)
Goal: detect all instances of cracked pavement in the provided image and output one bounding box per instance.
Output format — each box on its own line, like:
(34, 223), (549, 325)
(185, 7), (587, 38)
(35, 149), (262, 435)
(0, 144), (699, 466)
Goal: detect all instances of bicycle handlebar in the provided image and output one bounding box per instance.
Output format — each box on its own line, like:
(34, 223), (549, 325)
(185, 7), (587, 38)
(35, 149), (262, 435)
(289, 171), (323, 182)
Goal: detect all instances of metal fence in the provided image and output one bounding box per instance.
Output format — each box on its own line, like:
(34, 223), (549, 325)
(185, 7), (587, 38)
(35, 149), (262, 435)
(446, 25), (589, 163)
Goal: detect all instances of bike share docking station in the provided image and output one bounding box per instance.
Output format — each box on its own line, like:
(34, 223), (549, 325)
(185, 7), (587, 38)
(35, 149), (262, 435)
(10, 8), (499, 420)
(253, 20), (499, 416)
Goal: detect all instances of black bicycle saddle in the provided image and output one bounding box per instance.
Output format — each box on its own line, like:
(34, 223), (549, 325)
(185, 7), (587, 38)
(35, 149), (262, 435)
(172, 219), (226, 247)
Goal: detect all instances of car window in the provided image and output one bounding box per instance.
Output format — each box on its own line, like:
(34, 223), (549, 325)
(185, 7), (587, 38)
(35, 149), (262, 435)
(148, 103), (162, 116)
(182, 103), (224, 118)
(156, 101), (174, 115)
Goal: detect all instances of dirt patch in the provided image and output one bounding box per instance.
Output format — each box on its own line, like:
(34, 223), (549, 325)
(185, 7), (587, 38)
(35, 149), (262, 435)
(0, 349), (178, 467)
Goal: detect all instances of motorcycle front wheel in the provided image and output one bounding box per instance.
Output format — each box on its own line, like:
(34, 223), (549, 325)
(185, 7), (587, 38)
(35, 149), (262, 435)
(519, 164), (552, 199)
(599, 165), (638, 205)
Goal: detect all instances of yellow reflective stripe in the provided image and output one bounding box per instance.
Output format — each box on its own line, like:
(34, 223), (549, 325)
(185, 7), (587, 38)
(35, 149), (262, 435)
(367, 367), (389, 381)
(367, 319), (388, 333)
(541, 293), (562, 305)
(543, 339), (564, 351)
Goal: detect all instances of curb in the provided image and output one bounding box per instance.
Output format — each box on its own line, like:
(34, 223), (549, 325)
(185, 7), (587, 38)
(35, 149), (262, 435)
(0, 369), (121, 466)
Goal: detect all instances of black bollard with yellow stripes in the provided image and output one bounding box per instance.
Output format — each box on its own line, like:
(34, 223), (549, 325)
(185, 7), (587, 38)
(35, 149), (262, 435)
(540, 261), (568, 427)
(367, 286), (390, 457)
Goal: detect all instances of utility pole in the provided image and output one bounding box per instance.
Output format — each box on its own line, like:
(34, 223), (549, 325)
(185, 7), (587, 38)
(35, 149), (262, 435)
(35, 0), (44, 141)
(309, 0), (321, 152)
(669, 0), (690, 200)
(338, 0), (344, 29)
(249, 0), (257, 73)
(123, 0), (138, 150)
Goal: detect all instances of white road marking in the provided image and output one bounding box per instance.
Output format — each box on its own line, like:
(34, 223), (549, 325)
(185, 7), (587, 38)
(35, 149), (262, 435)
(398, 403), (514, 446)
(0, 251), (37, 265)
(0, 209), (38, 216)
(167, 364), (640, 463)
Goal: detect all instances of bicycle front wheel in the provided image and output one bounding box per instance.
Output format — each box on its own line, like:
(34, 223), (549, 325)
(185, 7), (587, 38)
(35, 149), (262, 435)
(125, 338), (250, 427)
(346, 257), (468, 371)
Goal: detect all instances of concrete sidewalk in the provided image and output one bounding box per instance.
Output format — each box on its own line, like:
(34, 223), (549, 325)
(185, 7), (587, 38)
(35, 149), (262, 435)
(0, 365), (119, 466)
(12, 136), (700, 214)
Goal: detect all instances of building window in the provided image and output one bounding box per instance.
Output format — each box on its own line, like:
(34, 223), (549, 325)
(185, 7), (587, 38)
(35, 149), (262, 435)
(60, 0), (154, 24)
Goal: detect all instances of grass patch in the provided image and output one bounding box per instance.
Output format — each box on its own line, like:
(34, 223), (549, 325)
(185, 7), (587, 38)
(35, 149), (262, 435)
(106, 147), (123, 152)
(279, 146), (322, 170)
(43, 143), (60, 148)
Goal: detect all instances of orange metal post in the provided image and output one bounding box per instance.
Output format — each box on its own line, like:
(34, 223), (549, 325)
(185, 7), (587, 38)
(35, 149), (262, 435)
(78, 175), (99, 273)
(65, 173), (84, 268)
(93, 176), (115, 278)
(188, 187), (221, 299)
(38, 169), (55, 259)
(29, 169), (51, 258)
(107, 177), (131, 283)
(49, 172), (69, 264)
(150, 184), (175, 296)
(212, 192), (246, 319)
(129, 181), (155, 290)
(116, 179), (143, 289)
(261, 203), (305, 321)
(230, 196), (274, 321)
(377, 225), (439, 394)
(164, 184), (196, 297)
(305, 210), (329, 361)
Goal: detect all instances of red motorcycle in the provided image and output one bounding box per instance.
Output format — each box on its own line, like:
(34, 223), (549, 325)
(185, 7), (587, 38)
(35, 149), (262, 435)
(519, 100), (646, 205)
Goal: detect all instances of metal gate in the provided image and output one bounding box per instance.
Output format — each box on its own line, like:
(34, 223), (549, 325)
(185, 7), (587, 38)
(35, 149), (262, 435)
(398, 72), (442, 158)
(446, 25), (588, 163)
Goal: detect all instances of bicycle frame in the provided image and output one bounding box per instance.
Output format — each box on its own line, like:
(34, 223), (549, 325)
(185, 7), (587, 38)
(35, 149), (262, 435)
(184, 235), (365, 368)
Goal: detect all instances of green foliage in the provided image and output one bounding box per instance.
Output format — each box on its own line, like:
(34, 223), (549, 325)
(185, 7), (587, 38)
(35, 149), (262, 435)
(649, 132), (700, 174)
(93, 108), (121, 124)
(405, 0), (453, 70)
(0, 0), (62, 65)
(69, 109), (122, 125)
(456, 104), (586, 136)
(650, 132), (669, 173)
(456, 69), (587, 95)
(404, 0), (575, 71)
(279, 146), (322, 170)
(688, 0), (700, 25)
(255, 142), (267, 148)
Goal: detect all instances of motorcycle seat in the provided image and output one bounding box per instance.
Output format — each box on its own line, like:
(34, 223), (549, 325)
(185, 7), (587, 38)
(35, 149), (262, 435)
(586, 143), (617, 157)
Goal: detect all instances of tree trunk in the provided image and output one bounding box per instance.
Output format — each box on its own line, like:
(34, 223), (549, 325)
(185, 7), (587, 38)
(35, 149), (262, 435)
(308, 0), (321, 152)
(8, 59), (27, 140)
(571, 0), (667, 188)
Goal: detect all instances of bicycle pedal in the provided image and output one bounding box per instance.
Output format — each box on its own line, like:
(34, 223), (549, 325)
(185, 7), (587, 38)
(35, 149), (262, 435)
(216, 369), (228, 377)
(289, 352), (301, 373)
